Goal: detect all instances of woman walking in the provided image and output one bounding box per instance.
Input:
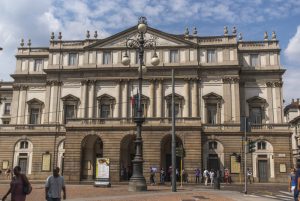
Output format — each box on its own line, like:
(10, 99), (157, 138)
(1, 166), (31, 201)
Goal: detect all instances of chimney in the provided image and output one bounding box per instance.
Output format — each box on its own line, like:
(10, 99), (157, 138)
(292, 99), (295, 103)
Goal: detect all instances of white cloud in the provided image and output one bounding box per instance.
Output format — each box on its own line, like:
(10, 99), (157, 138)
(284, 26), (300, 64)
(283, 66), (300, 104)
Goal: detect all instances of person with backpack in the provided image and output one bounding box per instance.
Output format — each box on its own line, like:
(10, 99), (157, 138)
(1, 166), (31, 201)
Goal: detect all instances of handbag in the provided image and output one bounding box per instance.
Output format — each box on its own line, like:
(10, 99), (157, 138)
(22, 175), (32, 195)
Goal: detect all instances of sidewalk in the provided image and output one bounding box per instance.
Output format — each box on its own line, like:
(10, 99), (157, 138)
(0, 183), (275, 201)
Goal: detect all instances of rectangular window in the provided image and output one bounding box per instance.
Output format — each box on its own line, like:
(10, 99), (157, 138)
(64, 105), (76, 123)
(100, 104), (111, 118)
(207, 104), (217, 124)
(4, 103), (11, 115)
(207, 50), (217, 63)
(170, 50), (179, 63)
(29, 108), (40, 124)
(34, 59), (43, 71)
(209, 141), (218, 150)
(68, 53), (77, 65)
(250, 107), (262, 124)
(103, 51), (111, 64)
(250, 54), (259, 67)
(168, 103), (180, 118)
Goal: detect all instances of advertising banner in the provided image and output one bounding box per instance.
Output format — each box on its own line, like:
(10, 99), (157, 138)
(94, 158), (111, 187)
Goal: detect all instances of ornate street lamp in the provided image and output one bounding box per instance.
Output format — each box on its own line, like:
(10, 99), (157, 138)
(121, 16), (160, 192)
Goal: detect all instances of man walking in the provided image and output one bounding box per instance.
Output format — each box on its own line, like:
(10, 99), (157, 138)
(203, 169), (209, 186)
(45, 167), (66, 201)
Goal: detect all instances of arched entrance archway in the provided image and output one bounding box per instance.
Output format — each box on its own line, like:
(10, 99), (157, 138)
(120, 134), (136, 181)
(161, 134), (183, 181)
(81, 135), (103, 181)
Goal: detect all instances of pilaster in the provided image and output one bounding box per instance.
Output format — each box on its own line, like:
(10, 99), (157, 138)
(191, 78), (198, 117)
(156, 79), (163, 117)
(149, 79), (155, 117)
(88, 80), (96, 118)
(183, 78), (190, 117)
(80, 80), (89, 118)
(122, 80), (128, 118)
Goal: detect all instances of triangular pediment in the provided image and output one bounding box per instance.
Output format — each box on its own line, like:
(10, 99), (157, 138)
(85, 26), (196, 49)
(247, 96), (266, 104)
(61, 94), (80, 101)
(202, 92), (222, 100)
(165, 93), (184, 100)
(27, 98), (44, 105)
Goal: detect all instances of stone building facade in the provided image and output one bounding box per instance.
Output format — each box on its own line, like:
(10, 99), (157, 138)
(0, 22), (291, 183)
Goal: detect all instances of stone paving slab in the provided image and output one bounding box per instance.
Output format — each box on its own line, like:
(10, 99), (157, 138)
(0, 183), (274, 201)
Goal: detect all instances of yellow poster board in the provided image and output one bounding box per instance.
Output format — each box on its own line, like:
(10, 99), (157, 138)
(230, 155), (240, 173)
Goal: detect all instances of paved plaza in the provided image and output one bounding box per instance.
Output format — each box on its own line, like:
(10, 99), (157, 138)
(0, 182), (291, 201)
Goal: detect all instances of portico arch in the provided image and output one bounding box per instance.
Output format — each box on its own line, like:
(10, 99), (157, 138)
(203, 140), (224, 171)
(80, 135), (103, 181)
(160, 134), (183, 181)
(119, 134), (136, 181)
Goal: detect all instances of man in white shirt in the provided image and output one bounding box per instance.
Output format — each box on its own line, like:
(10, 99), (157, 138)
(203, 169), (209, 186)
(45, 167), (66, 201)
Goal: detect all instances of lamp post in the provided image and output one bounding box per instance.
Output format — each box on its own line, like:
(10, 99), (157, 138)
(121, 16), (160, 192)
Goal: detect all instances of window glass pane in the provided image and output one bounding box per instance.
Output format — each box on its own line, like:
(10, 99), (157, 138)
(30, 108), (40, 124)
(170, 50), (178, 63)
(100, 104), (111, 118)
(69, 53), (77, 65)
(4, 103), (11, 115)
(20, 141), (28, 149)
(103, 51), (111, 64)
(34, 59), (43, 71)
(64, 105), (76, 123)
(250, 54), (259, 66)
(168, 103), (180, 117)
(250, 107), (262, 124)
(207, 104), (217, 124)
(207, 50), (216, 63)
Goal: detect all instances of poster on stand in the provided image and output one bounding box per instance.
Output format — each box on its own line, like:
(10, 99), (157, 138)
(94, 158), (111, 187)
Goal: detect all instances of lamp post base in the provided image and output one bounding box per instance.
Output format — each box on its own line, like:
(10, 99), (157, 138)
(128, 177), (147, 192)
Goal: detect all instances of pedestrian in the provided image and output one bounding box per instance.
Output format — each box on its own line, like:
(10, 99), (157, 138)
(294, 163), (300, 201)
(224, 168), (230, 184)
(195, 168), (200, 184)
(203, 169), (209, 186)
(247, 168), (253, 184)
(150, 167), (155, 185)
(160, 168), (165, 184)
(5, 168), (11, 180)
(176, 168), (179, 182)
(289, 168), (297, 195)
(209, 169), (215, 186)
(45, 167), (66, 201)
(1, 166), (32, 201)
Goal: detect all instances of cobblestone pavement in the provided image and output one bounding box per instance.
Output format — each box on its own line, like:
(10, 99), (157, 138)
(0, 182), (277, 201)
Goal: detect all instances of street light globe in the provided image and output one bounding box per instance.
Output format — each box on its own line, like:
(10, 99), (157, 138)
(151, 53), (160, 66)
(121, 55), (131, 66)
(138, 23), (147, 34)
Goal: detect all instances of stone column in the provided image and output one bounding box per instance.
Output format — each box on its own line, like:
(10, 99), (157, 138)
(44, 81), (52, 123)
(191, 79), (198, 117)
(80, 80), (88, 118)
(266, 82), (274, 123)
(198, 80), (203, 119)
(156, 79), (163, 117)
(122, 80), (128, 118)
(223, 77), (231, 122)
(49, 81), (59, 123)
(19, 85), (28, 124)
(233, 78), (240, 123)
(149, 79), (155, 117)
(88, 80), (96, 118)
(113, 80), (121, 118)
(11, 85), (21, 124)
(239, 82), (246, 117)
(275, 81), (283, 123)
(183, 79), (190, 117)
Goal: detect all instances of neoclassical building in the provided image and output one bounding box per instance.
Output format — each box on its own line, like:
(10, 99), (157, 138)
(0, 20), (291, 183)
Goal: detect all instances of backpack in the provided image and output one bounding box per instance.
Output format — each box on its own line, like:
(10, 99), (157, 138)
(21, 174), (32, 195)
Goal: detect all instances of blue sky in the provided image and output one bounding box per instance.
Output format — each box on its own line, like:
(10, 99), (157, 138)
(0, 0), (300, 104)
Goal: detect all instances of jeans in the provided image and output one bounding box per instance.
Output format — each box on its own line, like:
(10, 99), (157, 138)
(294, 189), (299, 201)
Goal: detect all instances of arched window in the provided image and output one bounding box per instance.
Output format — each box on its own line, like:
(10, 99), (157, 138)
(257, 141), (266, 150)
(208, 141), (218, 150)
(20, 141), (29, 149)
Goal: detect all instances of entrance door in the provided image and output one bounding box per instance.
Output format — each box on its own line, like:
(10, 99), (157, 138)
(258, 160), (268, 182)
(19, 158), (28, 174)
(208, 154), (219, 171)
